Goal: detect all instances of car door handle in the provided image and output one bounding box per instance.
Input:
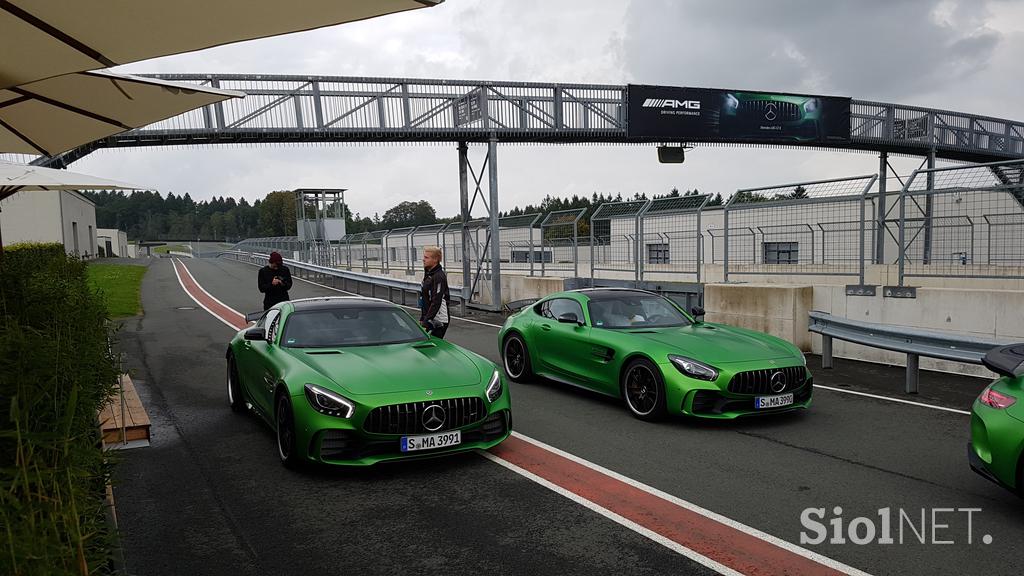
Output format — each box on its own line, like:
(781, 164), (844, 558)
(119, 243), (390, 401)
(541, 324), (552, 331)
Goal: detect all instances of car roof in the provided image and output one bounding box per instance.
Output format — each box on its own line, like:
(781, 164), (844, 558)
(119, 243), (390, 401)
(568, 288), (660, 301)
(288, 296), (396, 311)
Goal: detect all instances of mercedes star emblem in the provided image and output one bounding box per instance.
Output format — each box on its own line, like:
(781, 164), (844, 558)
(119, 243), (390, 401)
(764, 102), (778, 121)
(770, 371), (788, 394)
(422, 404), (446, 431)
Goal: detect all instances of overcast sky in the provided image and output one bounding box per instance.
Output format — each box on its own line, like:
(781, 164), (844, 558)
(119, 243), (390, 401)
(68, 0), (1024, 220)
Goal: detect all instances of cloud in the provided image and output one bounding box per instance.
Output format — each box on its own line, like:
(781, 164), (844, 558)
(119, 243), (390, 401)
(64, 0), (1023, 220)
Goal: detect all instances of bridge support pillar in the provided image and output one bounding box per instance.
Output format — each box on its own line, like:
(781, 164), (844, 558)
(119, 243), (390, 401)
(488, 137), (502, 312)
(458, 142), (471, 316)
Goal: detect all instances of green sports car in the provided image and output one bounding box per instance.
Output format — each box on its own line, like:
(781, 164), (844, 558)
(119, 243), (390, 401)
(969, 344), (1024, 496)
(499, 288), (811, 421)
(720, 91), (824, 142)
(226, 296), (511, 467)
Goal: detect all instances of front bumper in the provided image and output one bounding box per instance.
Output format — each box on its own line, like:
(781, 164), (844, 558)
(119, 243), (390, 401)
(663, 362), (813, 419)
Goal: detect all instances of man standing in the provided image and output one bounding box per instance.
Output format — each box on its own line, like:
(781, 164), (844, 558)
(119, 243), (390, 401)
(419, 246), (450, 339)
(258, 251), (293, 310)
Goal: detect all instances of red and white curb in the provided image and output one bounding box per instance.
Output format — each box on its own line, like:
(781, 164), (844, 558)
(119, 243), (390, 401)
(171, 258), (871, 576)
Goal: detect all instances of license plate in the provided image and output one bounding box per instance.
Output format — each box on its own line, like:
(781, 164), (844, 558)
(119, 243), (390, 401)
(401, 430), (461, 452)
(755, 393), (794, 409)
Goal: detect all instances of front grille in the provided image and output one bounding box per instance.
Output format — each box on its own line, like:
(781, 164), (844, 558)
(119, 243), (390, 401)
(738, 100), (800, 121)
(364, 397), (485, 435)
(691, 379), (813, 415)
(728, 366), (807, 395)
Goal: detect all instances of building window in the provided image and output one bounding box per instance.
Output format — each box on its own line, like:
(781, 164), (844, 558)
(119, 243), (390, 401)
(390, 247), (397, 261)
(763, 241), (799, 264)
(647, 243), (670, 264)
(72, 222), (79, 254)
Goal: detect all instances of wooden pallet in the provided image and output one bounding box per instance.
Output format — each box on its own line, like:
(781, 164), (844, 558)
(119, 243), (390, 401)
(99, 374), (151, 449)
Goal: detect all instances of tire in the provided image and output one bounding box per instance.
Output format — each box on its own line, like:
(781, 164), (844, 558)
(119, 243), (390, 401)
(621, 358), (668, 422)
(227, 355), (246, 413)
(502, 333), (534, 383)
(275, 393), (301, 469)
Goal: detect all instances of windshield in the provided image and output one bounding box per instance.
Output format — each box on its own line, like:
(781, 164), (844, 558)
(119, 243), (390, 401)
(281, 307), (427, 348)
(587, 293), (691, 329)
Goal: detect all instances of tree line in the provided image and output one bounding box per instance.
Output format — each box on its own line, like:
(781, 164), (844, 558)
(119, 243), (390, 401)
(85, 187), (735, 242)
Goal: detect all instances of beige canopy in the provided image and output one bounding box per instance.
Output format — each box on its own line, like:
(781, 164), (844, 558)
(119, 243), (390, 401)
(0, 70), (243, 156)
(0, 0), (444, 89)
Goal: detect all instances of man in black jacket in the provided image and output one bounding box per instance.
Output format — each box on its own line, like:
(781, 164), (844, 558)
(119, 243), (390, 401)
(258, 251), (293, 310)
(419, 246), (450, 339)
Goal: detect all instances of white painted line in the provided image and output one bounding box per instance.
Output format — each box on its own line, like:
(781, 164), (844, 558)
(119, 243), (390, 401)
(813, 384), (971, 415)
(510, 432), (874, 576)
(177, 259), (251, 318)
(479, 451), (745, 576)
(171, 259), (239, 332)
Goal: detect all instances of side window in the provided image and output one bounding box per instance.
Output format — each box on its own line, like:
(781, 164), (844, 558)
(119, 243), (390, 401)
(535, 301), (551, 318)
(547, 298), (584, 323)
(268, 314), (282, 344)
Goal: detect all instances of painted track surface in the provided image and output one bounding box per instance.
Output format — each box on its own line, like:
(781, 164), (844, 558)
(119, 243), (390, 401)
(112, 257), (1023, 575)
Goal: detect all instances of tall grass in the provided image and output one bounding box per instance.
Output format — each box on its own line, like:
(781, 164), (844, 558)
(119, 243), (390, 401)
(1, 243), (120, 575)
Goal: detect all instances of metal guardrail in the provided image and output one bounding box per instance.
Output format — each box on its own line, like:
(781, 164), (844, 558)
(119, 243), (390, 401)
(220, 250), (468, 313)
(808, 310), (1010, 393)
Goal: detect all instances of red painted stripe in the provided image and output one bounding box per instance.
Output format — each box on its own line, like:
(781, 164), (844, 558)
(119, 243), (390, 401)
(173, 258), (856, 576)
(491, 436), (846, 576)
(173, 259), (246, 329)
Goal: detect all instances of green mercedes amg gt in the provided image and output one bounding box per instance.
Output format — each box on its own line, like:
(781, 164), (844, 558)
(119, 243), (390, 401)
(969, 344), (1024, 496)
(499, 289), (811, 421)
(226, 296), (511, 467)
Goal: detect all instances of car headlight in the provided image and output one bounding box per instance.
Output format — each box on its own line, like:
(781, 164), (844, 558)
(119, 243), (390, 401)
(804, 98), (819, 113)
(668, 355), (719, 381)
(304, 384), (355, 418)
(485, 369), (503, 403)
(724, 93), (739, 111)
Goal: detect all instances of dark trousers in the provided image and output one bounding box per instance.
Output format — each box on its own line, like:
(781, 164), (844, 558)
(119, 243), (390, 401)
(427, 323), (449, 339)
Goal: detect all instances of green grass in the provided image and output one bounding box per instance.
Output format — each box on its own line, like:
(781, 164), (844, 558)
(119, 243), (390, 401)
(152, 244), (188, 254)
(86, 263), (148, 318)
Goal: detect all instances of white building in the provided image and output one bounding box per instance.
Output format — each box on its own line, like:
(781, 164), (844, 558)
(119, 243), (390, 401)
(96, 228), (129, 257)
(0, 189), (98, 258)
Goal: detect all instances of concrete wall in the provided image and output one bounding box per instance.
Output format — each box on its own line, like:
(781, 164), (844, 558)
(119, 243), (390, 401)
(704, 284), (814, 351)
(60, 191), (97, 258)
(97, 228), (128, 257)
(0, 189), (62, 246)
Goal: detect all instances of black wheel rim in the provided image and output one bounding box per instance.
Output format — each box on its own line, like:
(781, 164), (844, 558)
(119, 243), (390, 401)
(277, 397), (293, 459)
(626, 365), (658, 415)
(505, 338), (525, 378)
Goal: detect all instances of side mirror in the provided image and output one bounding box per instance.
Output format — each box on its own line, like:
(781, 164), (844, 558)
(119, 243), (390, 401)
(557, 312), (583, 326)
(244, 327), (267, 341)
(691, 306), (706, 320)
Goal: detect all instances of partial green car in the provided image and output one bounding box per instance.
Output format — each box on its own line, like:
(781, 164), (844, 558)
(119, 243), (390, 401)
(720, 91), (824, 142)
(226, 296), (511, 467)
(969, 344), (1024, 496)
(498, 288), (811, 421)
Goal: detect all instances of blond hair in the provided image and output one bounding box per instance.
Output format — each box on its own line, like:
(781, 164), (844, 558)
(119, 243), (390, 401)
(423, 245), (442, 259)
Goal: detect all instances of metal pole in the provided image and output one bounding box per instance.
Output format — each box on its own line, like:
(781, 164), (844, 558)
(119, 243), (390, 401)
(898, 175), (908, 285)
(876, 152), (888, 264)
(821, 335), (833, 369)
(922, 149), (936, 265)
(459, 142), (471, 314)
(573, 215), (579, 281)
(696, 208), (703, 283)
(906, 353), (919, 394)
(723, 202), (730, 283)
(529, 223), (535, 277)
(589, 213), (595, 287)
(637, 212), (645, 285)
(487, 137), (502, 311)
(859, 185), (866, 286)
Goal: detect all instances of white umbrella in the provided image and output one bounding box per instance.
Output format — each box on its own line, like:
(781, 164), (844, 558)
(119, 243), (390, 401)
(0, 70), (244, 156)
(0, 160), (147, 253)
(0, 0), (444, 89)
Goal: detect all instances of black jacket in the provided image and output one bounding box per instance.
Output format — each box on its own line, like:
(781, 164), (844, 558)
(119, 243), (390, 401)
(258, 265), (293, 309)
(419, 264), (450, 325)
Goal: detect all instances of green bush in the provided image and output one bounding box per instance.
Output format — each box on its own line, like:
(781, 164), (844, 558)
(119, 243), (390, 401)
(1, 243), (120, 575)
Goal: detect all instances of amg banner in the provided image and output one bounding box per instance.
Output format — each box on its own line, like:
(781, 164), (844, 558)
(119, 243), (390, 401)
(627, 85), (851, 143)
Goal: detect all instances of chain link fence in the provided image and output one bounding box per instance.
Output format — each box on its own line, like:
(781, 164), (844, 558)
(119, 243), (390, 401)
(898, 159), (1024, 285)
(723, 175), (878, 284)
(590, 199), (649, 283)
(539, 208), (586, 277)
(638, 194), (710, 282)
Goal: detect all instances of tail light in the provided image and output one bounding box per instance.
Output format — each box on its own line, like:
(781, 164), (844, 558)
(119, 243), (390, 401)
(979, 385), (1017, 409)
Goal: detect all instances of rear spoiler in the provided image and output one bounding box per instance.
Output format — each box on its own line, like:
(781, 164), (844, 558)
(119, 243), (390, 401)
(982, 344), (1024, 379)
(245, 311), (264, 323)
